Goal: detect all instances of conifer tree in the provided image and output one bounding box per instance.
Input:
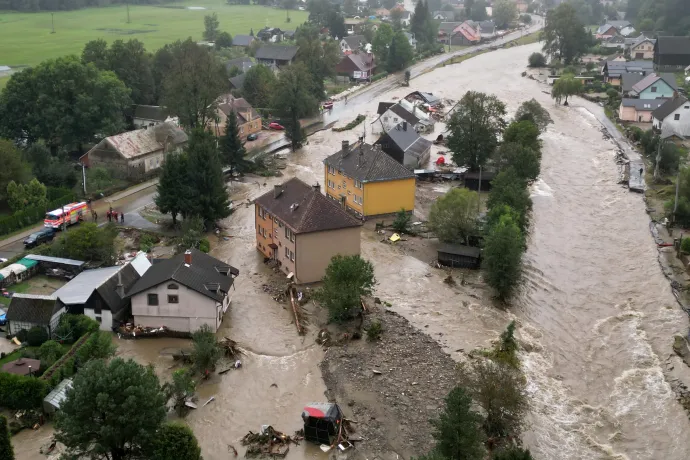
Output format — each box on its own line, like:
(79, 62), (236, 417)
(219, 112), (251, 173)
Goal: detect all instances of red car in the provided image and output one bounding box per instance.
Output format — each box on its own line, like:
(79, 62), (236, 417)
(268, 122), (285, 130)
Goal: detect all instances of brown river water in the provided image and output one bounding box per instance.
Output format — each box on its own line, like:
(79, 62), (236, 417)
(13, 43), (690, 460)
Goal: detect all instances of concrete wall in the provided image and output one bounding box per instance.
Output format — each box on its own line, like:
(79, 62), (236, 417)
(84, 307), (113, 331)
(295, 227), (361, 283)
(363, 178), (416, 216)
(131, 282), (222, 333)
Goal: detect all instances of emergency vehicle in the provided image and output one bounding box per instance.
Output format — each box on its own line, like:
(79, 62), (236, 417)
(44, 202), (88, 229)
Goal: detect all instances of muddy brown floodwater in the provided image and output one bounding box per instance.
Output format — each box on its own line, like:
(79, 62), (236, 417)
(13, 43), (690, 460)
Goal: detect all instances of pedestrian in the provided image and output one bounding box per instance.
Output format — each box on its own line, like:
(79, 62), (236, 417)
(94, 211), (98, 222)
(120, 212), (124, 223)
(106, 210), (111, 222)
(639, 167), (643, 178)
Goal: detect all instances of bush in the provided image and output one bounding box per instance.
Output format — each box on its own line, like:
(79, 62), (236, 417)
(528, 52), (546, 67)
(0, 372), (49, 410)
(333, 115), (366, 132)
(38, 340), (65, 368)
(140, 234), (157, 252)
(392, 208), (411, 233)
(316, 255), (376, 323)
(15, 329), (28, 344)
(198, 238), (210, 253)
(53, 314), (100, 343)
(0, 414), (13, 460)
(0, 192), (75, 237)
(366, 320), (383, 341)
(682, 237), (690, 254)
(27, 326), (49, 347)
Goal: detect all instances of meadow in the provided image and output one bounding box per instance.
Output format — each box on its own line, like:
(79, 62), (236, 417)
(0, 1), (308, 67)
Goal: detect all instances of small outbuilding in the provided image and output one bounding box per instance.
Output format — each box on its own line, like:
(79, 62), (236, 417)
(437, 244), (481, 269)
(2, 357), (42, 376)
(463, 171), (495, 191)
(43, 378), (73, 415)
(25, 254), (85, 278)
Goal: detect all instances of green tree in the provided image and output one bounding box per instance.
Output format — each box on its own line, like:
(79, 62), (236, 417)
(55, 358), (167, 460)
(487, 168), (531, 231)
(470, 0), (489, 20)
(373, 23), (395, 66)
(219, 111), (252, 173)
(447, 91), (507, 171)
(494, 143), (540, 182)
(75, 331), (116, 363)
(25, 178), (48, 209)
(38, 340), (65, 368)
(22, 143), (78, 189)
(316, 255), (376, 323)
(0, 56), (131, 150)
(180, 216), (205, 251)
(460, 359), (528, 438)
(387, 30), (415, 72)
(242, 64), (277, 109)
(163, 369), (197, 416)
(155, 152), (189, 226)
(528, 52), (546, 67)
(147, 423), (201, 460)
(541, 3), (590, 65)
(428, 188), (479, 243)
(160, 39), (226, 129)
(327, 10), (347, 39)
(503, 120), (541, 152)
(493, 0), (517, 28)
(392, 208), (411, 233)
(203, 12), (220, 41)
(191, 324), (221, 376)
(53, 222), (118, 263)
(184, 129), (231, 225)
(81, 38), (110, 70)
(410, 0), (430, 42)
(514, 99), (552, 133)
(430, 387), (486, 460)
(551, 74), (582, 105)
(483, 212), (523, 300)
(0, 415), (13, 460)
(493, 447), (534, 460)
(272, 63), (319, 150)
(215, 31), (233, 49)
(296, 23), (342, 100)
(491, 320), (519, 368)
(0, 140), (31, 203)
(106, 39), (156, 105)
(27, 326), (49, 347)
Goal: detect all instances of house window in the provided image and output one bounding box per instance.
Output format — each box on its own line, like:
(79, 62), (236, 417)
(285, 247), (295, 261)
(285, 227), (295, 242)
(394, 117), (399, 122)
(240, 127), (244, 133)
(95, 316), (102, 323)
(278, 220), (283, 227)
(342, 180), (347, 187)
(354, 195), (363, 205)
(258, 207), (267, 219)
(651, 86), (657, 93)
(383, 116), (388, 121)
(328, 180), (335, 189)
(168, 283), (179, 289)
(328, 166), (336, 174)
(675, 114), (681, 120)
(168, 295), (179, 304)
(147, 294), (159, 306)
(354, 180), (363, 189)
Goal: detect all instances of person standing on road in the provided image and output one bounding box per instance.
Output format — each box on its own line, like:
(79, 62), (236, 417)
(120, 213), (124, 224)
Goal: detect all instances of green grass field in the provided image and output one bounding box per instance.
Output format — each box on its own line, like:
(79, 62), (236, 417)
(0, 1), (308, 67)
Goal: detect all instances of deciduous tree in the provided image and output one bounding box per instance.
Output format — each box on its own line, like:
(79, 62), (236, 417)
(551, 74), (582, 105)
(271, 63), (319, 150)
(527, 52), (546, 67)
(242, 64), (277, 109)
(53, 223), (118, 263)
(428, 188), (479, 244)
(541, 3), (590, 64)
(492, 447), (534, 460)
(430, 387), (486, 460)
(215, 31), (233, 49)
(503, 120), (541, 152)
(163, 369), (196, 416)
(316, 255), (376, 323)
(106, 39), (155, 105)
(447, 91), (507, 171)
(487, 168), (532, 231)
(55, 358), (167, 460)
(191, 324), (221, 376)
(296, 23), (342, 100)
(203, 12), (220, 41)
(493, 0), (517, 28)
(482, 212), (523, 300)
(0, 141), (31, 203)
(147, 423), (201, 460)
(515, 99), (552, 133)
(373, 23), (395, 66)
(387, 30), (415, 72)
(494, 143), (540, 182)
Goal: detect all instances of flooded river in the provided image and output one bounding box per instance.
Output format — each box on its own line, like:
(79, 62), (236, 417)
(13, 43), (690, 460)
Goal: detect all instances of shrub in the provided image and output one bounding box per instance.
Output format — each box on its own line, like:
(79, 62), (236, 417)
(0, 372), (49, 410)
(682, 237), (690, 254)
(366, 320), (383, 341)
(53, 314), (99, 343)
(15, 329), (28, 343)
(0, 414), (13, 460)
(333, 115), (366, 132)
(38, 340), (65, 368)
(27, 326), (49, 347)
(316, 255), (376, 323)
(198, 238), (210, 253)
(392, 208), (411, 233)
(140, 234), (157, 252)
(528, 52), (546, 67)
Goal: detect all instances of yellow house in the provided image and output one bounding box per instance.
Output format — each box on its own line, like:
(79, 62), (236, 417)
(323, 140), (416, 218)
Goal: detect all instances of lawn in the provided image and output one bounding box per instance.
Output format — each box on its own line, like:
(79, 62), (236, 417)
(0, 275), (66, 306)
(0, 1), (308, 67)
(0, 76), (7, 91)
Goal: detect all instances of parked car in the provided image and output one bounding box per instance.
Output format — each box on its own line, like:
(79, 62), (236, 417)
(24, 228), (56, 248)
(247, 133), (259, 141)
(268, 122), (285, 130)
(0, 308), (6, 326)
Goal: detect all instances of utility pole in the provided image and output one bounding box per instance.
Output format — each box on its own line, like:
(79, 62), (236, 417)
(477, 165), (482, 215)
(126, 2), (131, 24)
(51, 13), (55, 34)
(674, 168), (681, 223)
(654, 138), (663, 181)
(82, 163), (87, 196)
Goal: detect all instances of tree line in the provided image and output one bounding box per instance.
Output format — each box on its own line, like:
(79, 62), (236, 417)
(627, 0), (690, 36)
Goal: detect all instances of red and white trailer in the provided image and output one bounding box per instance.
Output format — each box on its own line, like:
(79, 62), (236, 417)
(44, 202), (88, 229)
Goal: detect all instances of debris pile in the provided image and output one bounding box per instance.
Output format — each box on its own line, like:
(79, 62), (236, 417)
(219, 337), (242, 358)
(117, 324), (168, 338)
(241, 426), (302, 458)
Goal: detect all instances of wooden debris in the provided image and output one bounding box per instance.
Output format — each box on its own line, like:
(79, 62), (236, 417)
(241, 426), (300, 458)
(219, 337), (242, 358)
(289, 287), (305, 335)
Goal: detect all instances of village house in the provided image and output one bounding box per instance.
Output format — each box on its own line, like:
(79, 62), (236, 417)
(451, 21), (481, 46)
(437, 22), (463, 44)
(404, 32), (418, 50)
(661, 108), (690, 144)
(478, 20), (496, 39)
(654, 36), (690, 72)
(621, 72), (645, 95)
(340, 35), (364, 54)
(230, 73), (246, 91)
(254, 178), (362, 283)
(398, 11), (411, 27)
(257, 27), (284, 42)
(601, 35), (626, 50)
(344, 18), (367, 35)
(335, 53), (376, 81)
(323, 140), (416, 218)
(628, 73), (677, 99)
(232, 34), (256, 49)
(618, 98), (667, 122)
(210, 94), (262, 138)
(80, 122), (188, 180)
(132, 105), (177, 129)
(628, 37), (656, 60)
(127, 249), (239, 333)
(225, 57), (254, 74)
(53, 254), (150, 331)
(596, 20), (634, 39)
(374, 100), (434, 134)
(374, 7), (390, 18)
(433, 10), (455, 21)
(652, 95), (689, 130)
(602, 60), (654, 86)
(255, 45), (299, 69)
(374, 122), (432, 169)
(5, 294), (64, 337)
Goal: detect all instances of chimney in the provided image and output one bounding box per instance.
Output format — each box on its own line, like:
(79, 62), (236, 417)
(184, 250), (192, 266)
(116, 271), (124, 298)
(342, 140), (350, 152)
(403, 121), (407, 131)
(313, 182), (320, 192)
(274, 184), (283, 199)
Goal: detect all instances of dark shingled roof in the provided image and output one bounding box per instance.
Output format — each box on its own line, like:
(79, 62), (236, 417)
(255, 45), (299, 61)
(254, 178), (362, 234)
(233, 34), (255, 47)
(96, 263), (140, 319)
(439, 22), (463, 33)
(230, 73), (246, 89)
(656, 36), (690, 56)
(225, 57), (253, 73)
(6, 294), (59, 325)
(382, 124), (432, 159)
(388, 104), (420, 125)
(127, 249), (238, 302)
(324, 141), (416, 183)
(620, 98), (667, 110)
(133, 105), (168, 122)
(621, 72), (644, 92)
(438, 243), (481, 259)
(652, 96), (689, 121)
(342, 35), (364, 50)
(377, 102), (395, 115)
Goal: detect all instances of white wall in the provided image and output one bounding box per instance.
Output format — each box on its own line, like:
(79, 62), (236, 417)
(84, 308), (113, 331)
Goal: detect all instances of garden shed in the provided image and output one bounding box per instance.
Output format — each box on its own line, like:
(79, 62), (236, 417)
(43, 378), (73, 415)
(437, 244), (482, 269)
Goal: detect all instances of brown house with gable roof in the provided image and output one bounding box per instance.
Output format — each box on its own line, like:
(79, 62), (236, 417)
(254, 178), (362, 283)
(210, 94), (262, 138)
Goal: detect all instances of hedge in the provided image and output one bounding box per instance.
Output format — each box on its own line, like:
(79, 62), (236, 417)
(333, 115), (366, 132)
(0, 373), (49, 410)
(0, 192), (76, 236)
(371, 72), (389, 82)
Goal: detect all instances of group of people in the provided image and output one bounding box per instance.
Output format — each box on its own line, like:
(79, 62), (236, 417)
(90, 207), (124, 223)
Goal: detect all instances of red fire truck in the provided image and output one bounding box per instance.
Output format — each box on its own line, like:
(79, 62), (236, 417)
(44, 202), (88, 229)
